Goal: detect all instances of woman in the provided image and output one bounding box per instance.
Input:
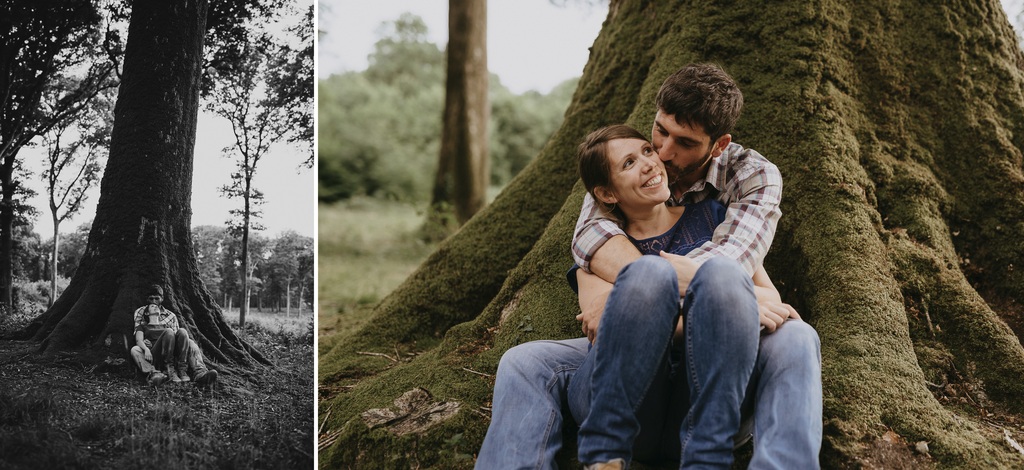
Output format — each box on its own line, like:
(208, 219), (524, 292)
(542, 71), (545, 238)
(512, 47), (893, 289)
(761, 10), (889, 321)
(568, 125), (821, 469)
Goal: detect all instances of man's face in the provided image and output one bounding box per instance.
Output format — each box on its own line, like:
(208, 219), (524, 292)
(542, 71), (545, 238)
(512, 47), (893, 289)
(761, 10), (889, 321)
(147, 294), (162, 305)
(651, 109), (728, 189)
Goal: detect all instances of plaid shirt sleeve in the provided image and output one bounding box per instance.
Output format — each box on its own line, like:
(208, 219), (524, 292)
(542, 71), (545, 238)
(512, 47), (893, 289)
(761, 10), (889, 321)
(686, 159), (782, 276)
(571, 192), (627, 273)
(164, 311), (180, 330)
(133, 306), (146, 330)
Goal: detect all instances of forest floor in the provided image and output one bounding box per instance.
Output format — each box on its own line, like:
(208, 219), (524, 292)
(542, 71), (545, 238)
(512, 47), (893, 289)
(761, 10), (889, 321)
(0, 312), (313, 470)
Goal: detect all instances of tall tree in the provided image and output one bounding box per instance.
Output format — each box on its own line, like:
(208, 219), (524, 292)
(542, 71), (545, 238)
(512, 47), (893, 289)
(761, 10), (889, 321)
(267, 5), (314, 168)
(19, 0), (266, 368)
(426, 0), (489, 236)
(0, 0), (118, 315)
(319, 0), (1024, 467)
(206, 32), (292, 327)
(40, 89), (112, 306)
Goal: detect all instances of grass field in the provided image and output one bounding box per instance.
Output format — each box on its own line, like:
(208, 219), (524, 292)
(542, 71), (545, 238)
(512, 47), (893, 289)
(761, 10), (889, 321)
(317, 198), (438, 340)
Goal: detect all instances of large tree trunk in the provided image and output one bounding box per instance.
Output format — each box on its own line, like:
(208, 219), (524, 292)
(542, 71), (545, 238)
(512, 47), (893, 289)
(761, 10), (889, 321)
(19, 0), (266, 369)
(426, 0), (489, 234)
(320, 0), (1024, 468)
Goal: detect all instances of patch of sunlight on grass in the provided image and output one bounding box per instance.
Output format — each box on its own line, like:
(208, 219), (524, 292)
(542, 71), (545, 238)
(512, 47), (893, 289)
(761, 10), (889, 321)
(318, 198), (438, 340)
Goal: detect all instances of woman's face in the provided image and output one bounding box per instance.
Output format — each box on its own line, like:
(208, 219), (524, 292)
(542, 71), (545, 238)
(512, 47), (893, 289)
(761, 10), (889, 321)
(599, 138), (670, 210)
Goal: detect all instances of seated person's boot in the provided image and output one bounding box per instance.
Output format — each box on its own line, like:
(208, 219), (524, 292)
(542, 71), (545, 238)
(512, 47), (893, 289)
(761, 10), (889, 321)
(147, 371), (168, 386)
(176, 361), (191, 383)
(167, 365), (182, 383)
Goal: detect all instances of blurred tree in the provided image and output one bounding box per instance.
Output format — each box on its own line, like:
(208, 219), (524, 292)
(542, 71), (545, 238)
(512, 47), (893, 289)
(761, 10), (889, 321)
(426, 0), (489, 238)
(40, 88), (113, 306)
(318, 14), (445, 203)
(489, 77), (576, 186)
(0, 0), (119, 315)
(317, 13), (573, 205)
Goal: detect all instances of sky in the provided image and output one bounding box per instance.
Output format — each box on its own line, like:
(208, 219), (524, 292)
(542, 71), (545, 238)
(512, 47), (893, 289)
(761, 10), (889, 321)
(319, 0), (608, 94)
(21, 4), (315, 240)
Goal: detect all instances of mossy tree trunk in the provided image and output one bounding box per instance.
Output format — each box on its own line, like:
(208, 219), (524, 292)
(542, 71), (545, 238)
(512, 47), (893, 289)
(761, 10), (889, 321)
(18, 0), (267, 370)
(320, 0), (1024, 467)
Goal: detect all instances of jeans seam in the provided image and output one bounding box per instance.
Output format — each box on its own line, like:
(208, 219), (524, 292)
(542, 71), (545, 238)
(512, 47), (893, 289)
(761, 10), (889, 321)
(539, 361), (579, 470)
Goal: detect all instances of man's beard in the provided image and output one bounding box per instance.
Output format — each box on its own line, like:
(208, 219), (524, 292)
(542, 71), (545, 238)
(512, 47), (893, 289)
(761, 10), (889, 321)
(665, 146), (715, 189)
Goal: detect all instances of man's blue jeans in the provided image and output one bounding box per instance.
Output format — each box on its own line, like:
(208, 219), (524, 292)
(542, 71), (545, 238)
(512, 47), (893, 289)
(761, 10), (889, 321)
(476, 256), (822, 469)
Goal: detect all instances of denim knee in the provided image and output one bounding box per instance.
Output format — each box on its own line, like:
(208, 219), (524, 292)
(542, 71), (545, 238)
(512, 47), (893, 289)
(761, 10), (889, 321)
(618, 255), (677, 295)
(694, 256), (749, 287)
(688, 257), (758, 326)
(497, 342), (550, 383)
(762, 320), (821, 364)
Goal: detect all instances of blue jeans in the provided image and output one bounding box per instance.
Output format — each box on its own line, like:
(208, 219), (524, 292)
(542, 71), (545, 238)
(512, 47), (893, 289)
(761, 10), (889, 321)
(476, 256), (822, 469)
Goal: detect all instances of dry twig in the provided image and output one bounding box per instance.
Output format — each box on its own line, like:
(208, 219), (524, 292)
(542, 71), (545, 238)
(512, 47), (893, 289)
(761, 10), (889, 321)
(356, 351), (398, 363)
(461, 367), (492, 378)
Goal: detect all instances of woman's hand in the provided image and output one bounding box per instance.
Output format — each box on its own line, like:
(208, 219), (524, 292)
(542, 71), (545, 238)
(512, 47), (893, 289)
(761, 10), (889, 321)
(143, 347), (153, 362)
(758, 300), (800, 333)
(658, 251), (699, 294)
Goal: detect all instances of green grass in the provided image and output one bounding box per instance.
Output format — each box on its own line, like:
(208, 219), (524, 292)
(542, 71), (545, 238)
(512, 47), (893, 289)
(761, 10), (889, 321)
(317, 198), (438, 340)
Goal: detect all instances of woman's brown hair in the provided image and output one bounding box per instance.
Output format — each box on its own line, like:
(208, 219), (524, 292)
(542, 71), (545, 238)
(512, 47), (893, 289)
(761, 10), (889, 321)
(576, 124), (649, 223)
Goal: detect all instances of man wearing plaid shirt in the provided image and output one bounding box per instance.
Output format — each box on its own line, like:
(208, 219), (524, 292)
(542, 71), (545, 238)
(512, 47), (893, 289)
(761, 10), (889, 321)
(130, 284), (218, 387)
(477, 64), (821, 469)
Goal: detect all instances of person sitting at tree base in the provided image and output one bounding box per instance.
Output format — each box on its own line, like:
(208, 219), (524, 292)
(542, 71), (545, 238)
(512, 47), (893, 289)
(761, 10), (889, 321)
(129, 284), (217, 387)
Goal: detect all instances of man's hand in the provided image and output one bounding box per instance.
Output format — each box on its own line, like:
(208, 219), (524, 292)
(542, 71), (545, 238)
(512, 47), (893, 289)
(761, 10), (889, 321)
(143, 347), (153, 362)
(758, 300), (800, 333)
(576, 270), (612, 343)
(658, 251), (699, 295)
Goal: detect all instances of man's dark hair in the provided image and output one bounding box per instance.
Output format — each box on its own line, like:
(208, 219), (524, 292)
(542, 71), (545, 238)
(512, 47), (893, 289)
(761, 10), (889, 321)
(577, 124), (649, 223)
(147, 284), (164, 297)
(655, 63), (743, 142)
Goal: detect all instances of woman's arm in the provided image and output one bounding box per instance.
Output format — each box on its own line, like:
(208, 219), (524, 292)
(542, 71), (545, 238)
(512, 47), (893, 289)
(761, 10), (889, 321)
(135, 329), (152, 362)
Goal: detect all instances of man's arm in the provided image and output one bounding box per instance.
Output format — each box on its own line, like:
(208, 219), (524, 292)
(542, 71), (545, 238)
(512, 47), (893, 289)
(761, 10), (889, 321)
(686, 158), (782, 276)
(572, 193), (631, 276)
(575, 270), (613, 343)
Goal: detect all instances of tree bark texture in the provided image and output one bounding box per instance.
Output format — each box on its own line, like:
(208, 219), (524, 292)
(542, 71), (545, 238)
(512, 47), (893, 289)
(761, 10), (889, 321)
(19, 0), (267, 369)
(429, 0), (489, 228)
(321, 0), (1024, 467)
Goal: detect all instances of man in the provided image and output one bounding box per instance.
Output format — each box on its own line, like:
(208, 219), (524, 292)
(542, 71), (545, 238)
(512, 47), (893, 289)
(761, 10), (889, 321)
(130, 284), (218, 387)
(476, 64), (821, 469)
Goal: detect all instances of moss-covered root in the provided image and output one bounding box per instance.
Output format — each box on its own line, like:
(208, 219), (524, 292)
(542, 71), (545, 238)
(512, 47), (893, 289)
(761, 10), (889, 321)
(318, 0), (671, 383)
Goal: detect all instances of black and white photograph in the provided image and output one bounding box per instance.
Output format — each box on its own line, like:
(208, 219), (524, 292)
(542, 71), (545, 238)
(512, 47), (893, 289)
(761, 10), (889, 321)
(0, 0), (314, 468)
